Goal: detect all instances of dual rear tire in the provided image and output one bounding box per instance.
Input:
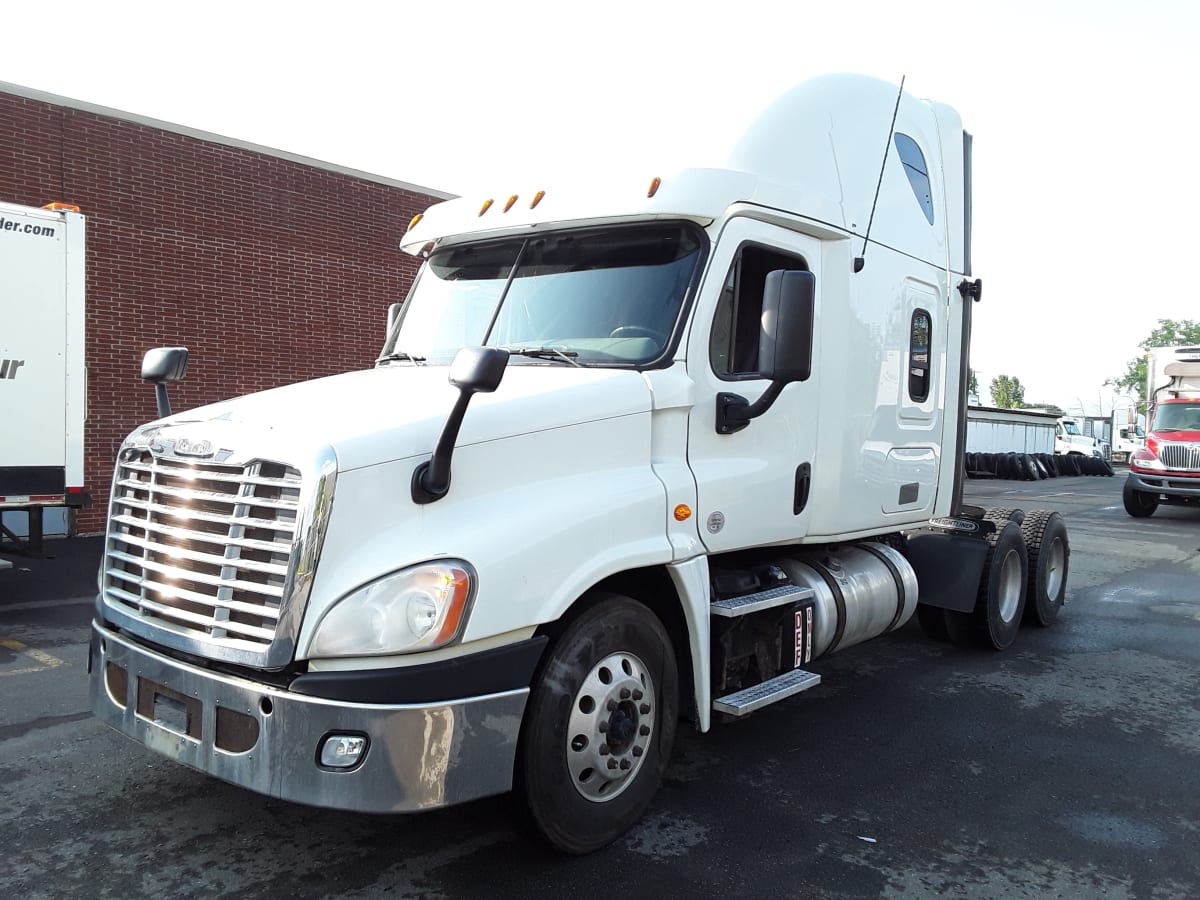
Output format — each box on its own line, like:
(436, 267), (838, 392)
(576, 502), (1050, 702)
(921, 509), (1069, 648)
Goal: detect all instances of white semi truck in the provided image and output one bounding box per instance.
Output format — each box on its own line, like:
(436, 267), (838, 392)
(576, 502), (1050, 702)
(89, 75), (1070, 853)
(1054, 416), (1103, 459)
(0, 200), (89, 557)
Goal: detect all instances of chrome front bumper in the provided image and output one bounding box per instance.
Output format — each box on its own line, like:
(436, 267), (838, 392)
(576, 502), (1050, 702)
(90, 622), (528, 812)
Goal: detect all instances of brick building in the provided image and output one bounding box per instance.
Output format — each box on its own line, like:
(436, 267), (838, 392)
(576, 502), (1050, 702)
(0, 82), (451, 535)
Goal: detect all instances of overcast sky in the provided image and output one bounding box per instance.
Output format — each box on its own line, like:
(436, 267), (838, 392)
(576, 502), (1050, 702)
(5, 0), (1198, 415)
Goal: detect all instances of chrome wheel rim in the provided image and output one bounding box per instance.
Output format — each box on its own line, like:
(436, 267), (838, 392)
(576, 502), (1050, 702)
(1044, 537), (1066, 602)
(566, 651), (655, 803)
(998, 548), (1023, 622)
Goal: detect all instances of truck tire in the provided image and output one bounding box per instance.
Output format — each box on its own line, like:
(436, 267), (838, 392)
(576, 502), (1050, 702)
(917, 604), (951, 642)
(944, 522), (1027, 650)
(515, 594), (678, 854)
(1122, 481), (1158, 518)
(1020, 510), (1069, 627)
(983, 507), (1024, 527)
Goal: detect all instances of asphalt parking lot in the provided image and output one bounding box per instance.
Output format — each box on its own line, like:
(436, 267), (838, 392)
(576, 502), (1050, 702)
(2, 473), (1198, 899)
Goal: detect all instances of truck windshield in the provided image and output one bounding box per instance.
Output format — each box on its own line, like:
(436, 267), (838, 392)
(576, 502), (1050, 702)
(382, 223), (704, 366)
(1061, 421), (1081, 435)
(1152, 403), (1200, 432)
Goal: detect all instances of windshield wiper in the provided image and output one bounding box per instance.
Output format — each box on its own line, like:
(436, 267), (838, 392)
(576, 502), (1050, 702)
(376, 351), (427, 366)
(504, 346), (583, 367)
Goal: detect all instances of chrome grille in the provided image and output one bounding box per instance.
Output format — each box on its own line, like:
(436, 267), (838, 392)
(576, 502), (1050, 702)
(104, 451), (302, 654)
(1157, 442), (1200, 470)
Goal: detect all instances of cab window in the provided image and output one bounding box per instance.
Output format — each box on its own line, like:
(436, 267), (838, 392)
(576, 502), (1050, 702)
(710, 244), (808, 378)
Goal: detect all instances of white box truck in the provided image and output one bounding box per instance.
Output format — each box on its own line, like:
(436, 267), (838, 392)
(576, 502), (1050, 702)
(1110, 404), (1143, 464)
(89, 76), (1070, 853)
(1123, 345), (1200, 516)
(0, 200), (89, 557)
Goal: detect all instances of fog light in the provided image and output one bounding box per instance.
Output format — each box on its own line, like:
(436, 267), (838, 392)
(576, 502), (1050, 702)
(320, 734), (368, 768)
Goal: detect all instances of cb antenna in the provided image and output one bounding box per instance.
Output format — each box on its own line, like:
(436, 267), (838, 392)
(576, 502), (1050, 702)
(854, 75), (905, 273)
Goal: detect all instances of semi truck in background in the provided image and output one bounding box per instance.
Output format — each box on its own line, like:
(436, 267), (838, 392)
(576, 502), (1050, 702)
(0, 200), (89, 559)
(1055, 416), (1103, 458)
(1124, 346), (1200, 516)
(89, 76), (1072, 853)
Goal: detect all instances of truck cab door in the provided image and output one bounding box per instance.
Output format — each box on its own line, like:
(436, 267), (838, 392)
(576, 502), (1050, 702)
(686, 219), (821, 552)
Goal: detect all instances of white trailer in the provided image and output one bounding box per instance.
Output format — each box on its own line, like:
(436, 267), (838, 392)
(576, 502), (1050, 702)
(89, 76), (1070, 853)
(0, 200), (89, 554)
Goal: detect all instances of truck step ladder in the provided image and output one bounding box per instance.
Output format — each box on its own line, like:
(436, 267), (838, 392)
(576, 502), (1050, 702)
(710, 583), (821, 715)
(713, 668), (822, 716)
(709, 584), (813, 617)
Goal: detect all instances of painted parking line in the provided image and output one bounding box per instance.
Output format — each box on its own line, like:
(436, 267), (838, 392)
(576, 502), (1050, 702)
(0, 638), (66, 676)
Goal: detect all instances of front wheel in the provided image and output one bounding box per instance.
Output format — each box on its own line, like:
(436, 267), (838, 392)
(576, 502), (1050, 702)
(515, 595), (678, 854)
(1123, 481), (1158, 517)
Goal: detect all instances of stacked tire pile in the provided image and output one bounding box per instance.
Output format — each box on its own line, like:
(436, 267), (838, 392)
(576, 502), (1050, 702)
(964, 451), (1114, 480)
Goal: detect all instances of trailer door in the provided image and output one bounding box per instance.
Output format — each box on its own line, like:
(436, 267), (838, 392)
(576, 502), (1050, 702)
(0, 204), (70, 497)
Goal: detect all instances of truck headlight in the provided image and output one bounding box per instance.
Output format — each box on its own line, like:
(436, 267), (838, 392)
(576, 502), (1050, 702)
(310, 561), (474, 657)
(1131, 449), (1164, 471)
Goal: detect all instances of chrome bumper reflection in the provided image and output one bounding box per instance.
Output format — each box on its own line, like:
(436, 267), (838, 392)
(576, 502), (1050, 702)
(90, 621), (527, 812)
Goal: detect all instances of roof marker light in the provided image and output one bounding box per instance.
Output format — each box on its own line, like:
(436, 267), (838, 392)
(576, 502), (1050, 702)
(647, 177), (662, 198)
(407, 213), (424, 231)
(503, 195), (519, 212)
(42, 202), (81, 212)
(530, 191), (545, 209)
(479, 199), (494, 216)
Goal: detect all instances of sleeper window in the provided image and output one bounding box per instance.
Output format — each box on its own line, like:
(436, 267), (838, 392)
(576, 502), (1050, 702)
(894, 133), (935, 225)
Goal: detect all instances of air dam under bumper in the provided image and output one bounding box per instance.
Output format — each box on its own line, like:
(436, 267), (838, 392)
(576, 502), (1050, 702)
(90, 623), (528, 812)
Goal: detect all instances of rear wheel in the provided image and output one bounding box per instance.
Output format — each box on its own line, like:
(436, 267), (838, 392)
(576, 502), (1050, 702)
(945, 521), (1028, 650)
(515, 595), (678, 854)
(1123, 481), (1158, 517)
(1020, 510), (1069, 626)
(917, 604), (951, 642)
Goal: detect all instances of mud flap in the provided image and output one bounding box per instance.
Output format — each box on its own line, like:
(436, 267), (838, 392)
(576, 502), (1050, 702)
(905, 530), (990, 613)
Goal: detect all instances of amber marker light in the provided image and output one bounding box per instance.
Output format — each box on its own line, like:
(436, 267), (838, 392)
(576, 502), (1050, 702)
(647, 177), (662, 198)
(434, 566), (474, 644)
(407, 213), (424, 231)
(530, 190), (545, 209)
(479, 199), (494, 216)
(42, 202), (81, 212)
(674, 504), (692, 522)
(503, 195), (519, 212)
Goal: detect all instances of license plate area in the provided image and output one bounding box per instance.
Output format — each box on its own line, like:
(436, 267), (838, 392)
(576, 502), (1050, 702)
(136, 677), (202, 740)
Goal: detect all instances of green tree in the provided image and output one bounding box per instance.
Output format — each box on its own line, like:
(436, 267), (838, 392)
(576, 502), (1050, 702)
(990, 374), (1026, 409)
(968, 367), (979, 402)
(1108, 318), (1200, 407)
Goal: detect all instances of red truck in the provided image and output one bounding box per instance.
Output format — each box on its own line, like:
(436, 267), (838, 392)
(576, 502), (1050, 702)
(1124, 346), (1200, 517)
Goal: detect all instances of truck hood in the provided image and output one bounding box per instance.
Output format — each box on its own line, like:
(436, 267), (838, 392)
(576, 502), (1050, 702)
(137, 364), (654, 472)
(1148, 430), (1200, 443)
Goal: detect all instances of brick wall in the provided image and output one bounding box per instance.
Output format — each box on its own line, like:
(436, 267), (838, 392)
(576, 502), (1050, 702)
(1, 87), (446, 533)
